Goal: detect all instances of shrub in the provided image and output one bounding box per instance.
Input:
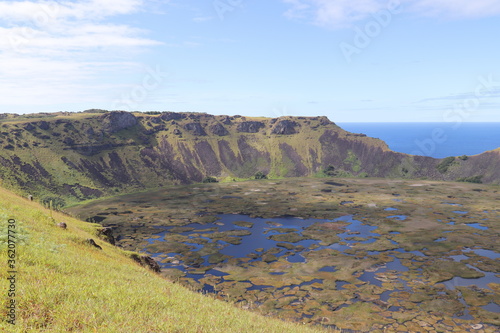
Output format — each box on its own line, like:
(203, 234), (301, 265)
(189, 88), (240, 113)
(202, 176), (218, 183)
(458, 155), (469, 161)
(254, 171), (268, 180)
(457, 175), (483, 184)
(323, 165), (337, 177)
(42, 196), (66, 210)
(83, 109), (108, 113)
(437, 156), (455, 173)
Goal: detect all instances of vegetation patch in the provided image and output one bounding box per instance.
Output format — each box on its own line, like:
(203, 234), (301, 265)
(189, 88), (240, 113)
(436, 156), (456, 173)
(457, 175), (483, 183)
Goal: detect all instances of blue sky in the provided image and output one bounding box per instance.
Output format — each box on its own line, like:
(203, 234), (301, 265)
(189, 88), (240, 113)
(0, 0), (499, 122)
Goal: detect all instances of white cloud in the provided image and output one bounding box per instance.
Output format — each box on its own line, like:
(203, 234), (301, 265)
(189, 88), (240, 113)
(283, 0), (500, 28)
(0, 0), (142, 23)
(283, 0), (392, 28)
(0, 0), (163, 109)
(193, 16), (214, 22)
(409, 0), (500, 19)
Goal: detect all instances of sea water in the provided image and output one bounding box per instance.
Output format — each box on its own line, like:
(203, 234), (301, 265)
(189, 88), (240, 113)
(338, 122), (500, 158)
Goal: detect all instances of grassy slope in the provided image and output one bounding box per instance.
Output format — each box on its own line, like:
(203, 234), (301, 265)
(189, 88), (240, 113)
(0, 187), (329, 332)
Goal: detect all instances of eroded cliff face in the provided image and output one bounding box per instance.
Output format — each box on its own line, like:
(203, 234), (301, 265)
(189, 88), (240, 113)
(0, 111), (497, 204)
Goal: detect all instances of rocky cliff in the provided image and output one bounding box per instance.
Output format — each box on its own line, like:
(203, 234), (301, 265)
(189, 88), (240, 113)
(0, 111), (498, 205)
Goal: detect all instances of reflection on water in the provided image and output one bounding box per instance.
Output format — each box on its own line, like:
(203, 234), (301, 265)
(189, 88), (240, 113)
(145, 213), (498, 313)
(443, 267), (497, 291)
(287, 254), (305, 263)
(465, 223), (489, 230)
(482, 302), (500, 313)
(319, 266), (336, 272)
(442, 202), (463, 207)
(467, 248), (500, 259)
(149, 214), (387, 268)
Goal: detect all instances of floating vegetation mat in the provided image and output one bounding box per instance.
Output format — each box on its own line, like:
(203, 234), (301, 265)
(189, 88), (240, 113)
(68, 178), (500, 332)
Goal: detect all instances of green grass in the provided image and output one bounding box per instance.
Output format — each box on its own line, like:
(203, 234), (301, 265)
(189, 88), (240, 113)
(343, 151), (361, 173)
(436, 156), (456, 173)
(0, 187), (330, 332)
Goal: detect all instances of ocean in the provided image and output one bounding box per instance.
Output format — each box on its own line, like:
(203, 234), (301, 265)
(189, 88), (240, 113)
(337, 122), (500, 159)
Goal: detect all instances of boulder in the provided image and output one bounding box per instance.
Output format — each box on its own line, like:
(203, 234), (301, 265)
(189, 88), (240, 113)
(97, 227), (115, 245)
(141, 255), (161, 272)
(130, 254), (161, 272)
(86, 238), (102, 250)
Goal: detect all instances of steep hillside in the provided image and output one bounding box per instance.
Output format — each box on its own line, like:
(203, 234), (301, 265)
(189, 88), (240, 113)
(0, 186), (328, 332)
(0, 111), (498, 205)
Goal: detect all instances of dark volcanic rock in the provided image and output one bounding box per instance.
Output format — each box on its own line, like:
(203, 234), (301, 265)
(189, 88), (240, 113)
(62, 183), (103, 199)
(83, 124), (95, 137)
(160, 112), (186, 121)
(184, 122), (207, 136)
(141, 255), (161, 272)
(220, 116), (232, 125)
(210, 123), (229, 136)
(237, 121), (265, 133)
(37, 121), (50, 130)
(63, 137), (74, 145)
(97, 227), (115, 245)
(86, 238), (102, 250)
(271, 120), (299, 135)
(23, 123), (35, 131)
(319, 116), (333, 126)
(130, 254), (161, 272)
(101, 111), (137, 134)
